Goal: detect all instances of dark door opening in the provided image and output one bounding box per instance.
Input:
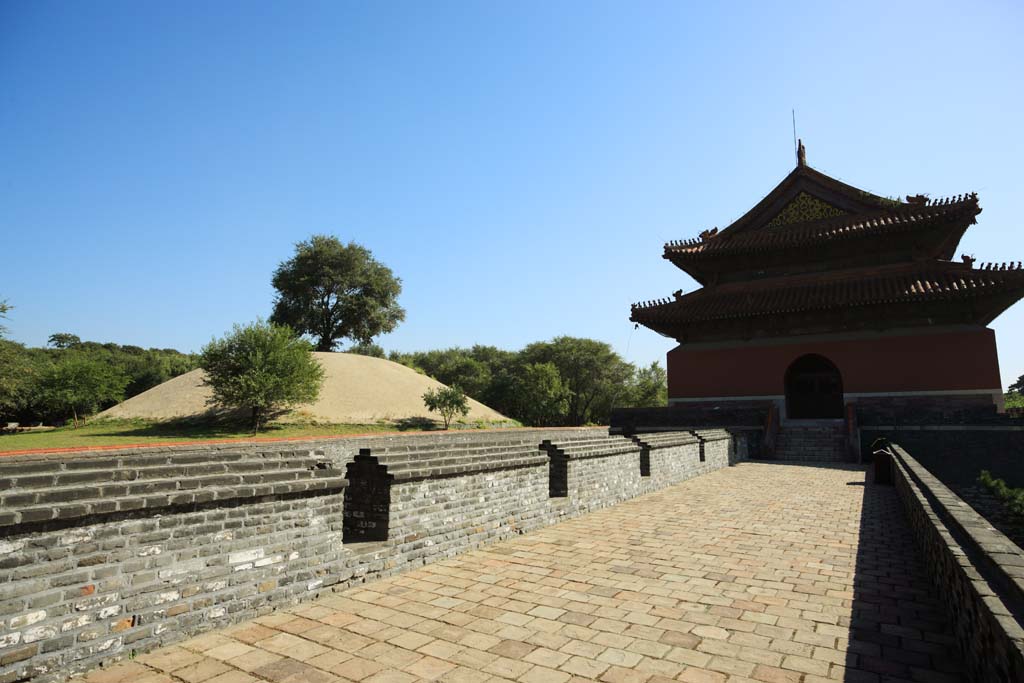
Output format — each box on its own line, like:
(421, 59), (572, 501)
(785, 354), (844, 419)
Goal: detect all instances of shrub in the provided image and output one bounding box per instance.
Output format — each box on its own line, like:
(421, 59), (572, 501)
(422, 385), (470, 429)
(200, 320), (324, 432)
(979, 470), (1024, 519)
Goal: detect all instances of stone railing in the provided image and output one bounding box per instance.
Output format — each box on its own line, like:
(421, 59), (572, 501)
(0, 427), (750, 682)
(881, 442), (1024, 682)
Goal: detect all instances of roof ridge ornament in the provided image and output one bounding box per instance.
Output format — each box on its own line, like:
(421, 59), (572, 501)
(796, 139), (807, 167)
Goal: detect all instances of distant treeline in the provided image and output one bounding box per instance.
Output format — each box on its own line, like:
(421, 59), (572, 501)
(352, 336), (667, 427)
(0, 335), (197, 424)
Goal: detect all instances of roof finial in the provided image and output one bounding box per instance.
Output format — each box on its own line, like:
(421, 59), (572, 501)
(796, 139), (806, 167)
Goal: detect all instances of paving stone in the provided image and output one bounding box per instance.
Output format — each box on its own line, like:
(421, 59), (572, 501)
(22, 462), (971, 683)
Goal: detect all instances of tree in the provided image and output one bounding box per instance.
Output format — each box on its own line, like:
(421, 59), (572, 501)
(392, 348), (493, 399)
(1010, 374), (1024, 395)
(626, 362), (668, 408)
(422, 385), (470, 429)
(39, 353), (129, 427)
(200, 320), (324, 431)
(504, 362), (569, 427)
(0, 340), (44, 421)
(270, 235), (405, 351)
(0, 299), (10, 337)
(519, 337), (634, 425)
(48, 332), (81, 349)
(347, 341), (386, 358)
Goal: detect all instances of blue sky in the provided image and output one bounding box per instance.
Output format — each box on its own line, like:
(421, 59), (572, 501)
(3, 1), (1024, 387)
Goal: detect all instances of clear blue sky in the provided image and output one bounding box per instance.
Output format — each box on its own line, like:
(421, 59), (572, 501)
(3, 1), (1024, 388)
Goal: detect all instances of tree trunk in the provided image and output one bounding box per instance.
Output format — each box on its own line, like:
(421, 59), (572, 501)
(72, 406), (79, 429)
(252, 406), (261, 433)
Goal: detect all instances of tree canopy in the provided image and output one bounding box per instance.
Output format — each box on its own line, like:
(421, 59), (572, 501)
(346, 341), (386, 358)
(48, 332), (81, 349)
(0, 338), (197, 424)
(200, 320), (325, 431)
(39, 353), (130, 427)
(270, 235), (405, 352)
(392, 338), (667, 427)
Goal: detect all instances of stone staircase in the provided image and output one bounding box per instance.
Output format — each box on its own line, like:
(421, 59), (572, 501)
(774, 421), (849, 462)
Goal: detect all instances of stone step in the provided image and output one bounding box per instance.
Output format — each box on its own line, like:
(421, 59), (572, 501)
(774, 425), (848, 462)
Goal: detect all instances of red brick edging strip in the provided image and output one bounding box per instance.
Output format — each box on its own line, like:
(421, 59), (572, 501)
(0, 425), (603, 458)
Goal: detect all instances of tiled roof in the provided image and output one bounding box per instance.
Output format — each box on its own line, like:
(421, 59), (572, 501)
(664, 194), (980, 260)
(631, 261), (1024, 326)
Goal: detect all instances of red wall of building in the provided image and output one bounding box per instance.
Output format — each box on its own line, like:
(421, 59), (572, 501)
(667, 328), (1002, 398)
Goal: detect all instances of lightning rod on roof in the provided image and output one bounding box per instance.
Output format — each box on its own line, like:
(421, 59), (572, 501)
(792, 109), (797, 161)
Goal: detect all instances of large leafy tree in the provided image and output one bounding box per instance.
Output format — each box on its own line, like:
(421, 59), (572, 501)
(1010, 374), (1024, 394)
(519, 336), (634, 426)
(502, 361), (569, 427)
(200, 320), (325, 431)
(39, 353), (129, 428)
(271, 235), (405, 352)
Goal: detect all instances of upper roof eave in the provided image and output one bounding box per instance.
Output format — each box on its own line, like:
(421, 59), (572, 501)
(663, 194), (981, 261)
(714, 163), (903, 239)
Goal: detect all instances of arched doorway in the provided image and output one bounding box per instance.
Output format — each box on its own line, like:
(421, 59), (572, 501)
(785, 354), (844, 419)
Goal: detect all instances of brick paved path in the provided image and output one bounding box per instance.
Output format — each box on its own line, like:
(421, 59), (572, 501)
(71, 463), (964, 683)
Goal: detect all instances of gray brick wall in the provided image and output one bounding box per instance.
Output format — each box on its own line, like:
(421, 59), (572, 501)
(0, 426), (747, 682)
(885, 443), (1024, 682)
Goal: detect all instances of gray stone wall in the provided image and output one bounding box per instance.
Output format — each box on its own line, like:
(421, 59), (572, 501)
(885, 443), (1024, 682)
(861, 426), (1024, 488)
(0, 427), (747, 682)
(638, 429), (742, 492)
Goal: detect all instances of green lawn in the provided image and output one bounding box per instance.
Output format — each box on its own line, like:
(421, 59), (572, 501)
(0, 419), (404, 453)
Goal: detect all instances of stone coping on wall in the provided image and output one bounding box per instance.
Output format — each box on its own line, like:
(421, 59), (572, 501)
(631, 431), (700, 449)
(539, 434), (640, 461)
(0, 448), (349, 530)
(887, 443), (1024, 678)
(351, 444), (550, 482)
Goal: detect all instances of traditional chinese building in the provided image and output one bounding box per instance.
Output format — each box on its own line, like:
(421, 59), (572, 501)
(630, 143), (1024, 421)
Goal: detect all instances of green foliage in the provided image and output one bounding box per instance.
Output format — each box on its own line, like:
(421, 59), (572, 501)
(270, 235), (405, 352)
(1005, 391), (1024, 410)
(422, 385), (470, 429)
(38, 353), (130, 427)
(200, 320), (325, 431)
(1009, 374), (1024, 395)
(626, 362), (669, 408)
(47, 332), (81, 349)
(0, 340), (48, 421)
(979, 470), (1024, 520)
(346, 341), (386, 358)
(0, 299), (9, 337)
(502, 362), (569, 427)
(390, 346), (504, 400)
(519, 336), (635, 426)
(0, 337), (196, 424)
(393, 338), (667, 427)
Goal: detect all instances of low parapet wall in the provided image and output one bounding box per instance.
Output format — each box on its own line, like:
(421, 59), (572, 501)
(862, 425), (1024, 488)
(884, 442), (1024, 682)
(0, 427), (749, 682)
